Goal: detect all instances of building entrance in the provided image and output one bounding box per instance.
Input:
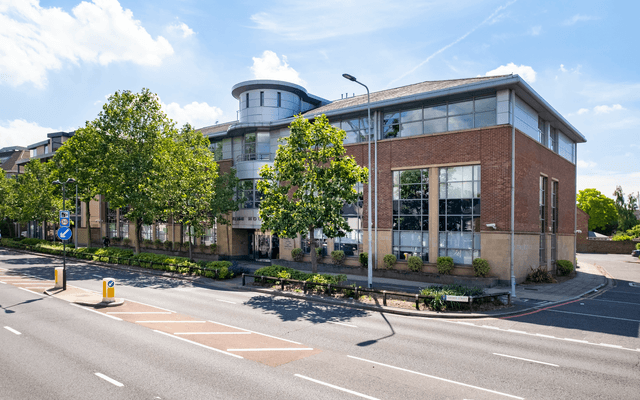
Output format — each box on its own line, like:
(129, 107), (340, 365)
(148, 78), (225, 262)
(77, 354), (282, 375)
(253, 233), (279, 261)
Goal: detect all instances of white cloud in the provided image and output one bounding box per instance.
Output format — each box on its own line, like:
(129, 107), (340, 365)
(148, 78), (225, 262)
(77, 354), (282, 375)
(0, 119), (60, 148)
(563, 14), (599, 26)
(485, 63), (536, 83)
(530, 25), (542, 36)
(559, 64), (567, 72)
(0, 0), (174, 88)
(577, 160), (597, 168)
(250, 51), (305, 86)
(576, 108), (589, 115)
(594, 104), (625, 114)
(168, 22), (194, 38)
(161, 101), (224, 129)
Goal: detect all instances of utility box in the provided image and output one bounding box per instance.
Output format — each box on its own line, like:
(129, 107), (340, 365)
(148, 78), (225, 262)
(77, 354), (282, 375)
(54, 267), (64, 289)
(102, 278), (116, 303)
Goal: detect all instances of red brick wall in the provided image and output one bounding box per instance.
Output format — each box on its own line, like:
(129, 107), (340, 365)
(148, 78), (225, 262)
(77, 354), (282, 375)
(576, 208), (589, 245)
(578, 239), (639, 254)
(345, 125), (512, 231)
(514, 131), (576, 234)
(217, 159), (233, 175)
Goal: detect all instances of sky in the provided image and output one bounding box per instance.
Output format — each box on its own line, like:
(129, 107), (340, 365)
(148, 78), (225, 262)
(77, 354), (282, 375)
(0, 0), (638, 201)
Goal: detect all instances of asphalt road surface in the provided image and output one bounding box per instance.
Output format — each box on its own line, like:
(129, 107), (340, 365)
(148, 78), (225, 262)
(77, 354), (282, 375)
(1, 248), (639, 399)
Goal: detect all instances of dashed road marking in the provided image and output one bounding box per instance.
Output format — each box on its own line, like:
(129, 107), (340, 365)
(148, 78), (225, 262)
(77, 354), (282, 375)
(548, 309), (640, 322)
(327, 321), (358, 328)
(174, 332), (251, 335)
(95, 372), (124, 387)
(347, 355), (524, 399)
(136, 320), (207, 323)
(154, 330), (243, 359)
(228, 347), (315, 352)
(295, 374), (380, 400)
(107, 312), (172, 315)
(70, 304), (122, 321)
(4, 326), (21, 335)
(216, 299), (236, 304)
(493, 353), (559, 367)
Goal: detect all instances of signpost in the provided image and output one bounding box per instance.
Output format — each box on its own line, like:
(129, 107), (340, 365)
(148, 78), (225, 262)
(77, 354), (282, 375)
(58, 210), (71, 290)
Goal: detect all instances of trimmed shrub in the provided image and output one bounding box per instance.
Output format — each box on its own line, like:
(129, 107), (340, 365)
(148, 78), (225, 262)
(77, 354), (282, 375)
(472, 258), (490, 277)
(407, 256), (423, 272)
(153, 239), (162, 247)
(612, 234), (633, 241)
(526, 266), (555, 283)
(163, 240), (172, 250)
(383, 254), (397, 269)
(437, 256), (454, 274)
(331, 250), (346, 266)
(420, 284), (484, 311)
(142, 239), (153, 247)
(556, 260), (574, 276)
(359, 252), (368, 268)
(210, 243), (218, 254)
(291, 248), (303, 262)
(198, 243), (207, 252)
(123, 238), (131, 246)
(636, 243), (640, 251)
(315, 247), (323, 258)
(254, 265), (346, 285)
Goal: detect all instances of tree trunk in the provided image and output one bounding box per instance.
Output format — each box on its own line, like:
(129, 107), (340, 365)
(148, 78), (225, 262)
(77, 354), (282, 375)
(134, 217), (142, 254)
(85, 200), (92, 247)
(309, 227), (317, 274)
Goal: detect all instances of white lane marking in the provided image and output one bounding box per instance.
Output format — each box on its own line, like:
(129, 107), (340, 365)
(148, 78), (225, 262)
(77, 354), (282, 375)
(174, 332), (251, 335)
(507, 329), (527, 334)
(92, 275), (102, 278)
(548, 309), (640, 323)
(295, 374), (380, 400)
(208, 320), (302, 345)
(154, 330), (243, 359)
(4, 326), (21, 335)
(327, 321), (358, 328)
(563, 338), (588, 343)
(122, 299), (176, 313)
(107, 312), (172, 315)
(598, 343), (623, 348)
(136, 320), (206, 323)
(0, 281), (5, 284)
(493, 353), (559, 367)
(95, 372), (124, 387)
(587, 298), (640, 306)
(216, 299), (236, 304)
(481, 325), (501, 330)
(17, 287), (45, 296)
(535, 333), (556, 339)
(348, 355), (524, 399)
(70, 304), (122, 321)
(228, 348), (314, 352)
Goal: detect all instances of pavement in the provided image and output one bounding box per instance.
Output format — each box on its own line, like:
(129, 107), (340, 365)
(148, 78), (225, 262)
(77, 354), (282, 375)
(2, 246), (609, 318)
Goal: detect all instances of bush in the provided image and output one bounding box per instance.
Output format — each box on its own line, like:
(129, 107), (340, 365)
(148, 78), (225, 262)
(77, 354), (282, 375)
(407, 256), (423, 272)
(22, 238), (48, 246)
(612, 234), (633, 241)
(198, 243), (207, 252)
(383, 254), (397, 269)
(315, 247), (323, 258)
(153, 239), (162, 247)
(359, 252), (368, 268)
(331, 250), (346, 266)
(163, 240), (172, 250)
(636, 243), (640, 251)
(142, 239), (153, 247)
(291, 248), (303, 262)
(526, 266), (555, 283)
(420, 284), (484, 311)
(556, 260), (574, 276)
(437, 256), (454, 274)
(254, 265), (347, 285)
(472, 258), (490, 277)
(123, 238), (131, 246)
(210, 243), (218, 254)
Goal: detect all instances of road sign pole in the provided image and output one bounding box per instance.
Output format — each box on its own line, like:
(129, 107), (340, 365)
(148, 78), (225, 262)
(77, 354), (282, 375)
(63, 185), (66, 290)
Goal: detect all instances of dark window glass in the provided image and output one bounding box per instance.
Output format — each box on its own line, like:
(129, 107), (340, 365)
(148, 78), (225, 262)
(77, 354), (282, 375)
(400, 216), (420, 230)
(448, 100), (473, 116)
(448, 114), (474, 130)
(277, 92), (281, 107)
(474, 112), (496, 128)
(424, 104), (447, 119)
(246, 93), (249, 108)
(474, 97), (496, 113)
(260, 91), (264, 106)
(424, 118), (447, 134)
(401, 109), (422, 122)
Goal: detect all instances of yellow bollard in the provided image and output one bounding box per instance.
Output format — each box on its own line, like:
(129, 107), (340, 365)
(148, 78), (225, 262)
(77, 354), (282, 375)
(54, 267), (64, 289)
(102, 278), (116, 303)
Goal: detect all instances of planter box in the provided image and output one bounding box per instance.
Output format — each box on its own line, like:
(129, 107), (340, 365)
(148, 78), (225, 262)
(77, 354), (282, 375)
(271, 259), (499, 288)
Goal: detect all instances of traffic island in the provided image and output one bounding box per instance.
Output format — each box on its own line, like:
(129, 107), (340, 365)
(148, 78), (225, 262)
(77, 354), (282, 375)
(44, 285), (124, 307)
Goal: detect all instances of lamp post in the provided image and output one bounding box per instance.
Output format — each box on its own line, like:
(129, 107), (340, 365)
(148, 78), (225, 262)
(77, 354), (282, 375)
(342, 73), (376, 288)
(53, 177), (76, 290)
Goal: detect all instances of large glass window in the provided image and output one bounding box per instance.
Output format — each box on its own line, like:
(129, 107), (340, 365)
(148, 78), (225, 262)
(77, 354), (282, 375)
(238, 179), (263, 209)
(338, 118), (370, 144)
(202, 225), (217, 246)
(334, 185), (363, 256)
(540, 176), (547, 265)
(384, 96), (497, 140)
(209, 140), (223, 161)
(558, 131), (575, 163)
(156, 223), (167, 242)
(302, 228), (327, 256)
(439, 165), (481, 265)
(392, 169), (429, 261)
(119, 206), (129, 239)
(141, 224), (152, 241)
(551, 181), (558, 264)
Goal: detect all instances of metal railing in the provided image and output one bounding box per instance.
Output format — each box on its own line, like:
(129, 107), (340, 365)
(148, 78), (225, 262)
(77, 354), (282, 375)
(235, 153), (274, 163)
(241, 273), (510, 311)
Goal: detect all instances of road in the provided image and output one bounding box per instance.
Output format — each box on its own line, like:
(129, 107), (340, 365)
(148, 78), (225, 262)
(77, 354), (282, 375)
(1, 248), (639, 399)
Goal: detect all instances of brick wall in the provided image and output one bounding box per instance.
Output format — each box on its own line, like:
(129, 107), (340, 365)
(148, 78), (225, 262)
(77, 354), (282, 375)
(576, 208), (589, 245)
(514, 131), (576, 234)
(578, 239), (639, 254)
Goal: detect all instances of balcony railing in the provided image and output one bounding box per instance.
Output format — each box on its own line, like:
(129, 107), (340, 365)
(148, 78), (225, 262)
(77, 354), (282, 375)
(235, 153), (275, 164)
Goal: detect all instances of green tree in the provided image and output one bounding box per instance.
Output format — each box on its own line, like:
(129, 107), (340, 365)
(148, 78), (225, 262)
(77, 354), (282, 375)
(95, 88), (178, 254)
(0, 172), (17, 236)
(13, 160), (61, 239)
(577, 188), (618, 232)
(258, 115), (368, 273)
(52, 122), (107, 246)
(613, 186), (639, 232)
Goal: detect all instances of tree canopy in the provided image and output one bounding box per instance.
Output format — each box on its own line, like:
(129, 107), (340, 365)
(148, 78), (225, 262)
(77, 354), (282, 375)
(258, 114), (368, 273)
(577, 188), (618, 232)
(613, 186), (639, 232)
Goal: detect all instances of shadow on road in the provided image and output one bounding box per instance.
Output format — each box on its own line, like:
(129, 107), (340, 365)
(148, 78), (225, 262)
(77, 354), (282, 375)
(243, 295), (369, 324)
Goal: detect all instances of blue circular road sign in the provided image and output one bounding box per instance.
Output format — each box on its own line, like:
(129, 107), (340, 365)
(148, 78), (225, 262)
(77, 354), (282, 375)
(57, 227), (72, 241)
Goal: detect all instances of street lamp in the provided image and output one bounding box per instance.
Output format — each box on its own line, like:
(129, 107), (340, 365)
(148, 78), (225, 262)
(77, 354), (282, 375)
(342, 73), (377, 288)
(52, 177), (76, 290)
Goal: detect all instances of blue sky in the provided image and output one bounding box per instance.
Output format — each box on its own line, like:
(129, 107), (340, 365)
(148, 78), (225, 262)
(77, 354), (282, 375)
(1, 0), (638, 200)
